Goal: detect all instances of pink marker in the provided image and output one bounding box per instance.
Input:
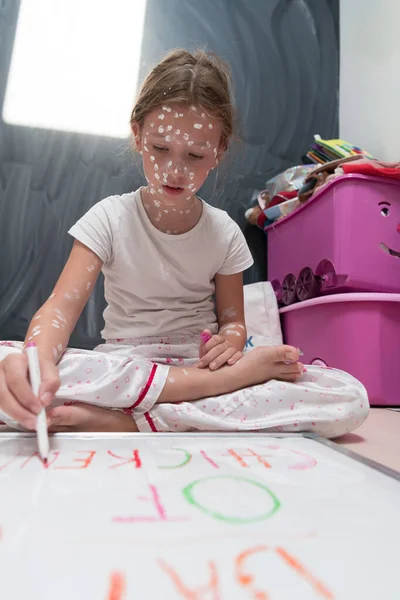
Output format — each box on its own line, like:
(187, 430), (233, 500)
(200, 331), (212, 344)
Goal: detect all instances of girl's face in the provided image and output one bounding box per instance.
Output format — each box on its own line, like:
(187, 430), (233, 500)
(133, 104), (223, 202)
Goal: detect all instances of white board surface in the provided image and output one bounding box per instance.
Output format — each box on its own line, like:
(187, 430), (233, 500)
(0, 433), (399, 600)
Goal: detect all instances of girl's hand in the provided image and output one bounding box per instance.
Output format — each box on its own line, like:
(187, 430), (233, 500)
(47, 402), (138, 432)
(198, 330), (243, 371)
(0, 353), (60, 429)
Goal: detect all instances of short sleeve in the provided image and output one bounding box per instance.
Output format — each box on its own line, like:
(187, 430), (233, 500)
(217, 221), (254, 275)
(68, 197), (115, 264)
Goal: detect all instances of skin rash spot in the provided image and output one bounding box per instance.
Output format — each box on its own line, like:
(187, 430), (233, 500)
(222, 306), (238, 319)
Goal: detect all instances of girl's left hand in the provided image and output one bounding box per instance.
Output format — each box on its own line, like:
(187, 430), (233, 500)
(198, 330), (243, 370)
(47, 402), (138, 432)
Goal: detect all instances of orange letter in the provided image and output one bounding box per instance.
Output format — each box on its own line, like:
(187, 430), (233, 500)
(159, 559), (221, 600)
(275, 547), (334, 599)
(107, 571), (126, 600)
(235, 545), (269, 599)
(55, 450), (96, 469)
(224, 449), (271, 469)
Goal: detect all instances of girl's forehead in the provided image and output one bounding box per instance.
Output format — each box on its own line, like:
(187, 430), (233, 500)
(144, 104), (221, 141)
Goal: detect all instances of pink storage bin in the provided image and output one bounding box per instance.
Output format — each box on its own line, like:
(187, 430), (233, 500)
(267, 174), (400, 305)
(280, 293), (400, 406)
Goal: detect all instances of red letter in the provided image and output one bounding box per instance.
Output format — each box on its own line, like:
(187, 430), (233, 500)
(20, 452), (60, 469)
(108, 450), (142, 469)
(0, 453), (21, 471)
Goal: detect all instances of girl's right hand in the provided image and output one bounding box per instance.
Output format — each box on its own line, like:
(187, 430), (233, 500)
(0, 353), (60, 429)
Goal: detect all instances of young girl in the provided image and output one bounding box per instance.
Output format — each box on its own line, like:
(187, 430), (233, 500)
(0, 49), (368, 437)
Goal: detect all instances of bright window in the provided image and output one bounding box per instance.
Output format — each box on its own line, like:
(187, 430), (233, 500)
(3, 0), (147, 138)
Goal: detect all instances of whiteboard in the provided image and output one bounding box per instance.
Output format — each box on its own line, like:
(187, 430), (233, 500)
(0, 432), (399, 600)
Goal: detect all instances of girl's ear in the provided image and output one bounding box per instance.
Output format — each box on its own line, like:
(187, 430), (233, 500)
(131, 122), (142, 152)
(213, 143), (225, 168)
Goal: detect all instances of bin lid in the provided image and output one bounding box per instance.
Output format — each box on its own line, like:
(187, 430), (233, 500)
(279, 292), (400, 314)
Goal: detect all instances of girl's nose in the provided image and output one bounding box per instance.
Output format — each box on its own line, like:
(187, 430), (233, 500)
(166, 158), (185, 175)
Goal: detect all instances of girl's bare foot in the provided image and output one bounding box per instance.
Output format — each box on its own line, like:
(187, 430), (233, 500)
(230, 345), (303, 389)
(157, 345), (302, 404)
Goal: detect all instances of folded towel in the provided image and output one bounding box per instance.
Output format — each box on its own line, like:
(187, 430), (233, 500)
(243, 282), (283, 351)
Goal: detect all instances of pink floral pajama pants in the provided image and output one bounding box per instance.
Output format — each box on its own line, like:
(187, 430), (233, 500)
(0, 337), (369, 438)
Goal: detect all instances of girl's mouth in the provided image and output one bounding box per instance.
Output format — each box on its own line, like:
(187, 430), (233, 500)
(163, 185), (184, 196)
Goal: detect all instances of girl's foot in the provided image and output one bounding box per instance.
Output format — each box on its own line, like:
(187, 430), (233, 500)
(229, 345), (303, 390)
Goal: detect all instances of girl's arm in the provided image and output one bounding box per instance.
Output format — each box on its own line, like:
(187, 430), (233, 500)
(25, 240), (103, 365)
(214, 272), (247, 352)
(0, 240), (103, 427)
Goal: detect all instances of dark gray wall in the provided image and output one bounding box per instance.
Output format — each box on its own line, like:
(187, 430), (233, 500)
(0, 0), (339, 348)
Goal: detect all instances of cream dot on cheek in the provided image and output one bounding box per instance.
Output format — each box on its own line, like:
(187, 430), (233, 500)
(162, 105), (172, 112)
(155, 173), (160, 180)
(175, 129), (180, 135)
(150, 122), (154, 128)
(183, 133), (190, 140)
(150, 155), (155, 162)
(209, 123), (213, 129)
(194, 124), (202, 129)
(158, 113), (165, 120)
(158, 126), (164, 133)
(166, 125), (172, 132)
(167, 161), (172, 167)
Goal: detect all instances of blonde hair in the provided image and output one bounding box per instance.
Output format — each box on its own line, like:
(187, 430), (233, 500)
(130, 48), (235, 151)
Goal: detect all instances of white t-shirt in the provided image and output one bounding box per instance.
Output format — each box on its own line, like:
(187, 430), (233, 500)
(69, 188), (254, 340)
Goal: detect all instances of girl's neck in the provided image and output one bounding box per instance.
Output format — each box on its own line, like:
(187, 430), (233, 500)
(140, 186), (203, 235)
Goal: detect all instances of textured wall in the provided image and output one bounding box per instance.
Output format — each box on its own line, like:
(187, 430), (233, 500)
(0, 0), (339, 348)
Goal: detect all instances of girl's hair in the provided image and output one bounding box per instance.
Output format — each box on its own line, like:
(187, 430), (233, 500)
(130, 49), (234, 151)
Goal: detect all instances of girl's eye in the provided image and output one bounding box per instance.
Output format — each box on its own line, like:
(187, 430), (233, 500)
(153, 145), (168, 153)
(189, 153), (204, 160)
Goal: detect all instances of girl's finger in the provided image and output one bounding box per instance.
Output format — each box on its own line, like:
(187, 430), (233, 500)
(200, 334), (224, 358)
(227, 351), (243, 366)
(0, 371), (38, 430)
(198, 341), (229, 368)
(3, 353), (41, 414)
(209, 347), (237, 371)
